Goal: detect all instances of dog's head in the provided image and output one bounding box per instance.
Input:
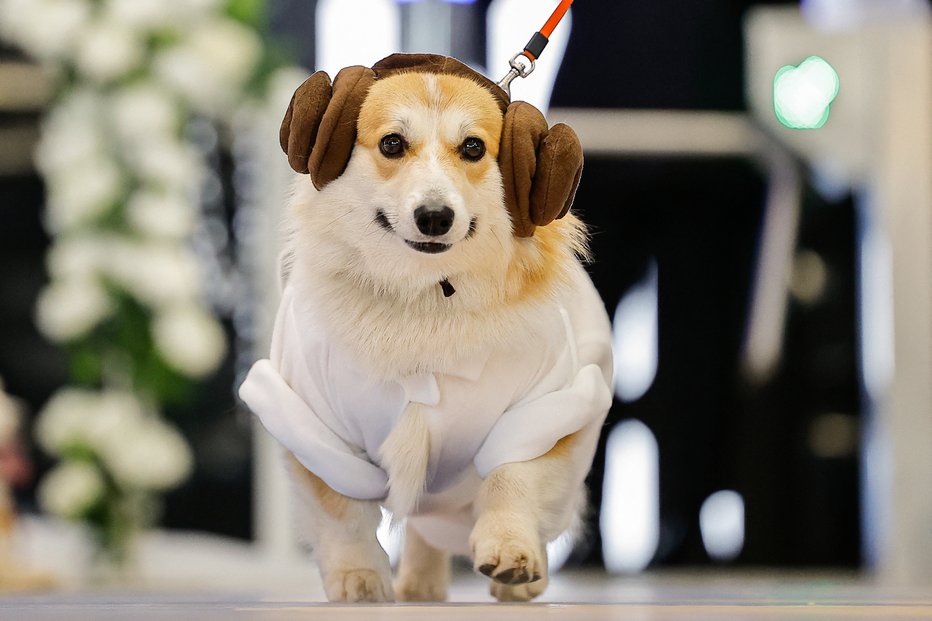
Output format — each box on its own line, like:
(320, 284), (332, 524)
(280, 54), (583, 242)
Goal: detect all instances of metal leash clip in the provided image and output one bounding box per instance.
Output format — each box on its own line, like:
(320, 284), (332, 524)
(494, 0), (572, 98)
(497, 52), (536, 98)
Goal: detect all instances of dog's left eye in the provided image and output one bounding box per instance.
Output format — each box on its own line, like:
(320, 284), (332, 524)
(460, 137), (485, 161)
(379, 133), (406, 158)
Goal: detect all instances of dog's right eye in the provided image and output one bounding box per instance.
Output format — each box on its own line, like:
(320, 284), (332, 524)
(379, 134), (406, 158)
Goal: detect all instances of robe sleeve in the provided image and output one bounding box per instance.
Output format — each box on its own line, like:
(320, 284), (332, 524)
(472, 362), (612, 478)
(239, 359), (389, 500)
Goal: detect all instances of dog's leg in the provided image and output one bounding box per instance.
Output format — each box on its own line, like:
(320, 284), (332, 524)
(393, 524), (452, 601)
(469, 432), (589, 602)
(289, 455), (393, 602)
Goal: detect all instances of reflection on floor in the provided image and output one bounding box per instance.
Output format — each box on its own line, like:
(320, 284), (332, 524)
(4, 520), (930, 619)
(2, 569), (930, 620)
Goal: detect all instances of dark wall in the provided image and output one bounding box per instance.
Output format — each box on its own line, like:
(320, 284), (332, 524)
(571, 154), (859, 568)
(551, 0), (798, 111)
(547, 1), (860, 568)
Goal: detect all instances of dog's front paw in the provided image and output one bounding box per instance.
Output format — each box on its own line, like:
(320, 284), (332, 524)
(323, 568), (393, 603)
(491, 573), (549, 602)
(470, 515), (545, 586)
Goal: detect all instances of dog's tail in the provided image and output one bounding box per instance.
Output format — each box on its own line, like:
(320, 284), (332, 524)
(378, 402), (430, 520)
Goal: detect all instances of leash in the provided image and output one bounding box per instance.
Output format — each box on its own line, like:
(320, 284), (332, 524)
(441, 1), (573, 299)
(497, 0), (574, 97)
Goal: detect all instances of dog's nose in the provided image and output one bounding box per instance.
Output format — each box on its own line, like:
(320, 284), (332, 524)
(414, 205), (454, 236)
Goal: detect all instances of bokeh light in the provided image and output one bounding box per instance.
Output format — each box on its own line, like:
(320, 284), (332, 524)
(773, 55), (840, 129)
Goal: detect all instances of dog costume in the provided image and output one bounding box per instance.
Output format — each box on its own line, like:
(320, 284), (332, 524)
(239, 54), (612, 549)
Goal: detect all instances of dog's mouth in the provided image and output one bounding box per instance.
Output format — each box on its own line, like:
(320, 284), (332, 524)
(375, 209), (474, 255)
(404, 240), (451, 254)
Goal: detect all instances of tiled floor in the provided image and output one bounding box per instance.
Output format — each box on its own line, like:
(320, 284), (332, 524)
(2, 571), (930, 620)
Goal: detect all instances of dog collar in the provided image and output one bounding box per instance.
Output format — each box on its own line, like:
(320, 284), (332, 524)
(439, 278), (455, 297)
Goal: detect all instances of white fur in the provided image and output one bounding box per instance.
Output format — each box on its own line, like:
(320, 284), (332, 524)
(378, 402), (430, 518)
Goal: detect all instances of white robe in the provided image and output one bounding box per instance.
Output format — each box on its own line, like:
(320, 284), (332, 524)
(239, 264), (613, 551)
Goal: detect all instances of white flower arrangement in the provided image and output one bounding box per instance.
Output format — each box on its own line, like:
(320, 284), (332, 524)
(35, 388), (193, 492)
(0, 0), (275, 563)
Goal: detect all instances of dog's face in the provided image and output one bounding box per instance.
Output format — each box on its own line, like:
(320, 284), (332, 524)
(307, 72), (514, 291)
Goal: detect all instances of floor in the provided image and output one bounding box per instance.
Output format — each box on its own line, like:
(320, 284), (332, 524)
(4, 519), (930, 619)
(2, 570), (930, 620)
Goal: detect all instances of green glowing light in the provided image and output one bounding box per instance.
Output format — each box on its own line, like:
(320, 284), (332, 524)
(773, 56), (840, 129)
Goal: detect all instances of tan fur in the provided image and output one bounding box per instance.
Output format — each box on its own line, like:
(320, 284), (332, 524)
(506, 213), (589, 304)
(288, 454), (349, 520)
(357, 73), (502, 188)
(358, 72), (504, 159)
(541, 431), (581, 461)
(394, 525), (452, 602)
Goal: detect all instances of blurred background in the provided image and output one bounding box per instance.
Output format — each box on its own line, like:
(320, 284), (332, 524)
(0, 0), (929, 596)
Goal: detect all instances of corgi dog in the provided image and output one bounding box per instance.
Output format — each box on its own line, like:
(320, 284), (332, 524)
(240, 54), (613, 602)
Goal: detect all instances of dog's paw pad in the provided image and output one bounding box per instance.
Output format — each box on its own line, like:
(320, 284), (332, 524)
(478, 563), (497, 578)
(472, 541), (543, 586)
(495, 567), (531, 585)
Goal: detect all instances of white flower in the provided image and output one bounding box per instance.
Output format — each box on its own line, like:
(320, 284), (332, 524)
(110, 83), (180, 144)
(37, 461), (105, 518)
(104, 0), (173, 30)
(36, 389), (148, 457)
(35, 278), (114, 342)
(154, 18), (261, 115)
(46, 156), (124, 232)
(173, 0), (224, 20)
(152, 47), (218, 115)
(74, 18), (146, 84)
(34, 388), (98, 455)
(106, 241), (202, 307)
(83, 390), (147, 452)
(126, 190), (197, 238)
(0, 0), (92, 61)
(125, 137), (203, 193)
(101, 417), (193, 490)
(189, 18), (261, 87)
(35, 122), (106, 178)
(108, 0), (221, 27)
(35, 89), (107, 176)
(153, 304), (226, 377)
(46, 234), (110, 281)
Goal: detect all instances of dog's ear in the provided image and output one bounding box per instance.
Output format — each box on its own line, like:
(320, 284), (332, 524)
(499, 102), (584, 238)
(280, 66), (376, 190)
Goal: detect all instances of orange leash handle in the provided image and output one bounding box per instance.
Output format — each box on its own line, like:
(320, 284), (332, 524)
(522, 0), (574, 61)
(496, 0), (574, 95)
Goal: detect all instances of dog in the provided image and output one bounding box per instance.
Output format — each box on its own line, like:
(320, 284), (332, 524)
(239, 54), (613, 602)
